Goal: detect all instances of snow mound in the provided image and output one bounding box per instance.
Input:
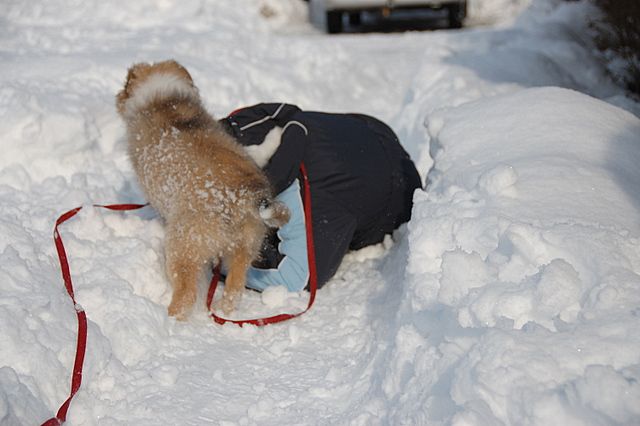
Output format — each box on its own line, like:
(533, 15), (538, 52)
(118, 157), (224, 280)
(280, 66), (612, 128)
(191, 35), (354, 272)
(399, 87), (640, 423)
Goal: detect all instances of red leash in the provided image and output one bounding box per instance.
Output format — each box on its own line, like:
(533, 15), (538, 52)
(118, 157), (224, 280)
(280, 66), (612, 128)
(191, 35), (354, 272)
(43, 164), (316, 424)
(42, 203), (148, 426)
(207, 163), (317, 326)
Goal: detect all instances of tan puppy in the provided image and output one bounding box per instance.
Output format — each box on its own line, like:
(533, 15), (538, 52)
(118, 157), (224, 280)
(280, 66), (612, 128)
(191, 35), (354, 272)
(116, 60), (289, 319)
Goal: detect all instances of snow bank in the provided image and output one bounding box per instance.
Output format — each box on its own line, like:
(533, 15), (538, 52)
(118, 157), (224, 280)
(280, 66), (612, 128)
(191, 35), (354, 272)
(399, 87), (640, 423)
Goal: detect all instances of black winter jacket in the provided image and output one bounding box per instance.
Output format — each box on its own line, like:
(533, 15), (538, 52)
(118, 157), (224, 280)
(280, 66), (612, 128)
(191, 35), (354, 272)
(221, 103), (422, 288)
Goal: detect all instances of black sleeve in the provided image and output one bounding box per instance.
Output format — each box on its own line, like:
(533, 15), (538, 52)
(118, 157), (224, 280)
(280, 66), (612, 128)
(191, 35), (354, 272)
(223, 103), (301, 143)
(264, 123), (307, 194)
(221, 103), (306, 194)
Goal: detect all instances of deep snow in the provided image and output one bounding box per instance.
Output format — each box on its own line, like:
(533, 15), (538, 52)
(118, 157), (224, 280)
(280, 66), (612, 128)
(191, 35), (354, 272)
(1, 0), (640, 425)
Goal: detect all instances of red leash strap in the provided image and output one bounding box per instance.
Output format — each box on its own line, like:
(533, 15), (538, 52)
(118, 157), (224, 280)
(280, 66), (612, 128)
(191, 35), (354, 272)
(43, 164), (315, 422)
(207, 162), (317, 326)
(42, 203), (148, 426)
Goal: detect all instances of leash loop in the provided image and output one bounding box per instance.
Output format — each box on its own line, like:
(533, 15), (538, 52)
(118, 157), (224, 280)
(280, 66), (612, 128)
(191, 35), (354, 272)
(207, 162), (317, 326)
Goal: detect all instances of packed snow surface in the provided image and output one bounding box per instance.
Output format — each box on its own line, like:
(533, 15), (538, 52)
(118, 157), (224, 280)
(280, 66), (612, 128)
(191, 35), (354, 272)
(1, 0), (640, 425)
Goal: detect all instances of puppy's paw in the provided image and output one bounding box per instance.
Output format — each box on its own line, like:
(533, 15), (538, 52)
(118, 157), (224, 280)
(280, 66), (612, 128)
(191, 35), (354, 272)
(212, 298), (233, 316)
(168, 291), (196, 321)
(168, 303), (189, 321)
(213, 291), (242, 316)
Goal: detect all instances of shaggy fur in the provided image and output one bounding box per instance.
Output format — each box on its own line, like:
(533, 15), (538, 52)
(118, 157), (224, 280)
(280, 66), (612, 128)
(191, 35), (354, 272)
(116, 60), (289, 319)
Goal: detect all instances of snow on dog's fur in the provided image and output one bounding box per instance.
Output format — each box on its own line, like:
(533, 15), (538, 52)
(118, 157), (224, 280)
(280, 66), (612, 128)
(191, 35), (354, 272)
(116, 60), (289, 319)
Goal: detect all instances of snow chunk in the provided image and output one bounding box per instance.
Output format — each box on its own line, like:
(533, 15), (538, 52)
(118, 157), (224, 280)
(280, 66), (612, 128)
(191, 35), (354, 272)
(477, 164), (518, 197)
(461, 258), (583, 330)
(260, 285), (289, 308)
(439, 249), (497, 306)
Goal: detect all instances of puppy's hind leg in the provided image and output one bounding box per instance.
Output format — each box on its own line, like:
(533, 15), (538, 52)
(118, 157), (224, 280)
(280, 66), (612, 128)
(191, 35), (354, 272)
(216, 247), (253, 315)
(165, 229), (205, 321)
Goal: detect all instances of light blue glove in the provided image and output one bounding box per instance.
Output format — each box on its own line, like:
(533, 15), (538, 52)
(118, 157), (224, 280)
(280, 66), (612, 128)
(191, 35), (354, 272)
(245, 180), (309, 292)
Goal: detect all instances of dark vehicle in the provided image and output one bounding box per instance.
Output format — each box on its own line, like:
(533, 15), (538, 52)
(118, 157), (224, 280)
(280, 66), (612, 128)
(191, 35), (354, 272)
(309, 0), (467, 33)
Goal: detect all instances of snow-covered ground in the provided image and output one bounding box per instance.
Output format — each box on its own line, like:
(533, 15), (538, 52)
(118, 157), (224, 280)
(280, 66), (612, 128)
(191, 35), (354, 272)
(2, 0), (640, 424)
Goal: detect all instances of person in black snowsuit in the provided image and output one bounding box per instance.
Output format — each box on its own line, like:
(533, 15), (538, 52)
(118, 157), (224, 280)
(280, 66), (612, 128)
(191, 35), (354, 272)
(220, 103), (422, 292)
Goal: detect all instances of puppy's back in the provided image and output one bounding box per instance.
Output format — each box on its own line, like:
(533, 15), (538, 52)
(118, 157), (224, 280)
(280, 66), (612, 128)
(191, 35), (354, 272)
(117, 60), (289, 317)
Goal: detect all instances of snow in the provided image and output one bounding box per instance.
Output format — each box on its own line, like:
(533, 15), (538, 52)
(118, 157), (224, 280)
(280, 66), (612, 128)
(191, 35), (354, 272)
(406, 87), (640, 423)
(1, 0), (640, 425)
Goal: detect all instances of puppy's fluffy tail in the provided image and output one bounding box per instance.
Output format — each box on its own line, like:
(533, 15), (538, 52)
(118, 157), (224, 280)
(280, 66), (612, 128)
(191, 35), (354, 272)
(259, 200), (290, 228)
